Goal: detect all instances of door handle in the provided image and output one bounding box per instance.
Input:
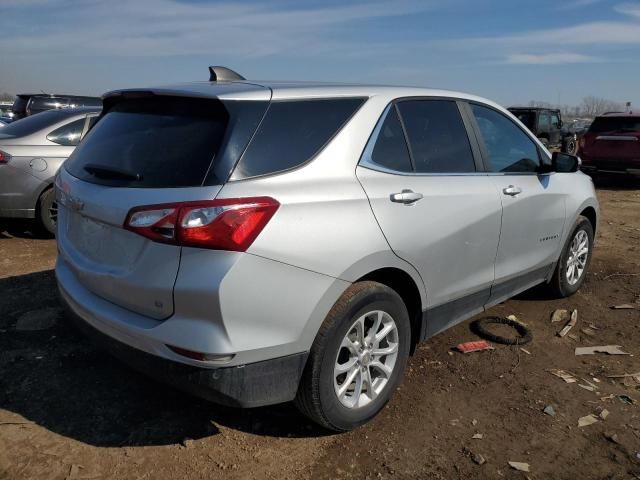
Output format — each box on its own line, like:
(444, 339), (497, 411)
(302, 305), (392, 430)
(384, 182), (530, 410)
(390, 189), (424, 205)
(502, 185), (522, 196)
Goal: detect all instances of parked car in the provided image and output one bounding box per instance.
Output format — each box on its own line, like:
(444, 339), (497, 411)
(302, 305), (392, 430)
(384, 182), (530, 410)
(0, 101), (14, 119)
(562, 119), (592, 155)
(579, 113), (640, 177)
(0, 107), (101, 234)
(508, 107), (577, 153)
(56, 67), (598, 431)
(11, 93), (101, 120)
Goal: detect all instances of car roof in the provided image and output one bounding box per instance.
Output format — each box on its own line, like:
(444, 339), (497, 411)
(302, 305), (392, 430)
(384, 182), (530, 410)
(597, 112), (638, 118)
(103, 80), (506, 110)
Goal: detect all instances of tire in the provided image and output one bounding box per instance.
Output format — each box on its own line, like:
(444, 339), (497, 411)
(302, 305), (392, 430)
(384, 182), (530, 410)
(470, 317), (532, 345)
(295, 281), (411, 431)
(34, 187), (57, 237)
(565, 137), (577, 155)
(548, 216), (594, 297)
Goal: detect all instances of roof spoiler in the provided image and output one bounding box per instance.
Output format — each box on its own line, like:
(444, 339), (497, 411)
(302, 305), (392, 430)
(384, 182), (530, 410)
(208, 66), (245, 82)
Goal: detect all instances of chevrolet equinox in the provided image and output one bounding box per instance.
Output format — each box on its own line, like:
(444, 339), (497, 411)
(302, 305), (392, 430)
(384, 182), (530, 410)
(56, 67), (598, 431)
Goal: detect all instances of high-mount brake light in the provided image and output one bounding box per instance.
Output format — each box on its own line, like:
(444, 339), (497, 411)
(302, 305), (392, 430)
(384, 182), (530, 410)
(124, 197), (279, 252)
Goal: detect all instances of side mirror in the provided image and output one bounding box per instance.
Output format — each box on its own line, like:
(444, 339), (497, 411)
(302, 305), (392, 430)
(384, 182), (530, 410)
(552, 151), (579, 173)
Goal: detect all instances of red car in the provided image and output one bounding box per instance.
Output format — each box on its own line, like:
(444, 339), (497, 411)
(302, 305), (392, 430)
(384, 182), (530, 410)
(579, 113), (640, 177)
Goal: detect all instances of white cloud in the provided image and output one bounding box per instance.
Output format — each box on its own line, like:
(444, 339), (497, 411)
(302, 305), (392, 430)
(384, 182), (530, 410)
(615, 2), (640, 17)
(506, 52), (598, 64)
(559, 0), (605, 10)
(0, 0), (437, 57)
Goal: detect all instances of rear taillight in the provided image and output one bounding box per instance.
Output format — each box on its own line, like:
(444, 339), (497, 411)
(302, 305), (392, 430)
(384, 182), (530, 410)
(0, 150), (10, 164)
(124, 197), (279, 252)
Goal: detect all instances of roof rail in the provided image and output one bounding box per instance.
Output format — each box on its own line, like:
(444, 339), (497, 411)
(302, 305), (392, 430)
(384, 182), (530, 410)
(602, 111), (624, 116)
(208, 66), (245, 82)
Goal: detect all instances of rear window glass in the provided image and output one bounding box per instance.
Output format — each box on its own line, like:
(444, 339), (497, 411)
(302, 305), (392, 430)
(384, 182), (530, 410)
(65, 97), (229, 188)
(12, 96), (28, 113)
(589, 116), (640, 133)
(0, 109), (76, 137)
(29, 96), (68, 114)
(231, 98), (365, 179)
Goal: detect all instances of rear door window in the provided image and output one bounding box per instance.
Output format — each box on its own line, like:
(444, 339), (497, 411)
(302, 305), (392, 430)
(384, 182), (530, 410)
(46, 118), (85, 146)
(65, 97), (230, 188)
(231, 98), (365, 179)
(471, 104), (541, 173)
(396, 100), (476, 173)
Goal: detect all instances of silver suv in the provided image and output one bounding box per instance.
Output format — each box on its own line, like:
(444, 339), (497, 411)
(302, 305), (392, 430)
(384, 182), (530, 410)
(56, 67), (598, 431)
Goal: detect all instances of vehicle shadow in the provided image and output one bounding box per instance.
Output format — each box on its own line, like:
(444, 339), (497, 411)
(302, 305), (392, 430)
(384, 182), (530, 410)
(0, 219), (50, 240)
(589, 174), (640, 191)
(0, 270), (328, 448)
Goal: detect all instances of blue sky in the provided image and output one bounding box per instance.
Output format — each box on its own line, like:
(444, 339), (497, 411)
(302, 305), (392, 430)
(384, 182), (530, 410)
(1, 0), (639, 107)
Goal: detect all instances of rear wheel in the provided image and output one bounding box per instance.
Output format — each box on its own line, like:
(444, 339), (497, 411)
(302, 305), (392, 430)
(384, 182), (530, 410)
(564, 137), (577, 155)
(34, 187), (57, 237)
(548, 216), (594, 297)
(295, 281), (411, 431)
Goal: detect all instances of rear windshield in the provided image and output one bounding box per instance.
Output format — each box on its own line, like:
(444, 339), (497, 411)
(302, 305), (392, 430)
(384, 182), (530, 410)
(231, 98), (366, 179)
(0, 109), (76, 137)
(589, 116), (640, 133)
(12, 96), (29, 113)
(65, 97), (230, 188)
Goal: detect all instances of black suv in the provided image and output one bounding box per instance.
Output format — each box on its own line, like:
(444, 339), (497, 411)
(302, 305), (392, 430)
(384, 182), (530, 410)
(12, 94), (102, 120)
(508, 107), (576, 153)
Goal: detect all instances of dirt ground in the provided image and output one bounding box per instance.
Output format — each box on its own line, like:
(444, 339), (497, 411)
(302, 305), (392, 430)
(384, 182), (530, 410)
(1, 177), (639, 480)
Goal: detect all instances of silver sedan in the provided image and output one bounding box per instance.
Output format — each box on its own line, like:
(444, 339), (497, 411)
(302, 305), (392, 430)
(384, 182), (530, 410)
(0, 107), (100, 235)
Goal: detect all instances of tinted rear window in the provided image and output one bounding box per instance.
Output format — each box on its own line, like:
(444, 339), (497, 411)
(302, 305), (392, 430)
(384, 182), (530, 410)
(589, 116), (640, 133)
(231, 98), (365, 179)
(0, 109), (77, 137)
(12, 96), (29, 113)
(29, 96), (68, 113)
(65, 97), (229, 188)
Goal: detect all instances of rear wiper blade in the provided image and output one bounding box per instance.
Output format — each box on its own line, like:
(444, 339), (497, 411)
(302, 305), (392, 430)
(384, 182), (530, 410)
(83, 163), (143, 181)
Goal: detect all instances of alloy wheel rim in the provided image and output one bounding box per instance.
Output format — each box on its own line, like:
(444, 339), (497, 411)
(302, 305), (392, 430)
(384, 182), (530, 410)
(333, 310), (399, 409)
(566, 229), (589, 285)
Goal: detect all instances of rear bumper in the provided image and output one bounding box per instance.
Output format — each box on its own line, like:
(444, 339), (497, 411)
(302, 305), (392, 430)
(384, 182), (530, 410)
(56, 244), (349, 407)
(62, 295), (307, 407)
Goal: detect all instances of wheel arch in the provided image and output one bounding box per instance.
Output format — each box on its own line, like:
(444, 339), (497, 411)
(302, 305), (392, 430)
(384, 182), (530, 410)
(579, 206), (597, 236)
(356, 267), (424, 354)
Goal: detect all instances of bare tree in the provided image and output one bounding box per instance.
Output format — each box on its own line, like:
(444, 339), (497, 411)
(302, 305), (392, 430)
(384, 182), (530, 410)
(580, 96), (623, 116)
(0, 92), (14, 102)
